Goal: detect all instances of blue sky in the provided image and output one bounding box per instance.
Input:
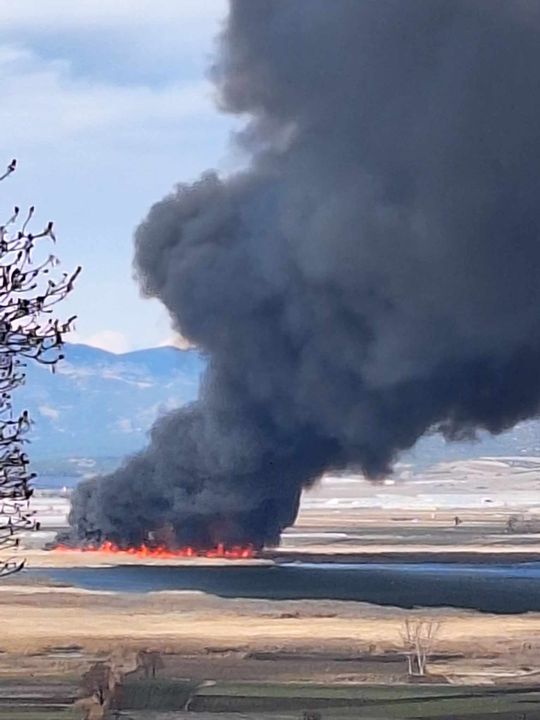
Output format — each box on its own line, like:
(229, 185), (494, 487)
(0, 0), (238, 352)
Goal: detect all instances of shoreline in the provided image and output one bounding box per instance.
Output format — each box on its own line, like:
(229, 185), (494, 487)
(16, 545), (540, 570)
(269, 548), (540, 565)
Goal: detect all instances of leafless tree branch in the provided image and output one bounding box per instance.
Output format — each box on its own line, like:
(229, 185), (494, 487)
(400, 618), (441, 677)
(0, 158), (80, 576)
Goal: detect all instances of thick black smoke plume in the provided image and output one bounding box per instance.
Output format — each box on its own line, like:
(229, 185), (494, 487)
(69, 0), (540, 548)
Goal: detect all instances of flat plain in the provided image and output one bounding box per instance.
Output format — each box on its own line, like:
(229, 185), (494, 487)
(4, 458), (540, 717)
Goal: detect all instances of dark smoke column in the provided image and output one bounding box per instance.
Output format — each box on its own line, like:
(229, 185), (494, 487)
(69, 0), (540, 548)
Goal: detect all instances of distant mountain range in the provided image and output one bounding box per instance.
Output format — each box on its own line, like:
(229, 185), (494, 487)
(15, 343), (204, 474)
(11, 342), (540, 479)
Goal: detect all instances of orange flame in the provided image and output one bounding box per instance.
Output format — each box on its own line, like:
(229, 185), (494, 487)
(54, 541), (255, 560)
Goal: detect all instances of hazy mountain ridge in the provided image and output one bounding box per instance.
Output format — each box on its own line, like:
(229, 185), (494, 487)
(15, 343), (204, 462)
(408, 421), (540, 470)
(11, 342), (540, 478)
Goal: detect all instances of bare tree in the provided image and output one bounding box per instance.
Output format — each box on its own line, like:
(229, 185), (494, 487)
(506, 514), (540, 534)
(80, 662), (113, 709)
(136, 649), (164, 679)
(0, 159), (80, 576)
(400, 618), (441, 677)
(77, 661), (121, 720)
(77, 650), (160, 719)
(507, 514), (522, 533)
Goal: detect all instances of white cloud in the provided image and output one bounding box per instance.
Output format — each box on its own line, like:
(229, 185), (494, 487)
(38, 405), (60, 420)
(73, 330), (131, 354)
(0, 45), (217, 147)
(158, 333), (196, 350)
(0, 0), (239, 353)
(117, 417), (134, 433)
(0, 1), (225, 30)
(0, 1), (228, 81)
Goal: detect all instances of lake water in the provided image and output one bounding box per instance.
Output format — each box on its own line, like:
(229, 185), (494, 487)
(27, 561), (540, 614)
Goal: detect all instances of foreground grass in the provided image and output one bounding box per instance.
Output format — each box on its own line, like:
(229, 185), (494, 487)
(199, 681), (473, 698)
(2, 677), (540, 718)
(122, 679), (540, 717)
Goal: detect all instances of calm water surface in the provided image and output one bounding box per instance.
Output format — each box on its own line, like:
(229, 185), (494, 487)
(27, 561), (540, 614)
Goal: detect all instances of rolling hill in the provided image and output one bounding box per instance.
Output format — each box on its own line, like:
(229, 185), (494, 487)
(15, 343), (204, 473)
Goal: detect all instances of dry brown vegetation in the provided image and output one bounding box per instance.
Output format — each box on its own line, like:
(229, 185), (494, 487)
(0, 581), (539, 686)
